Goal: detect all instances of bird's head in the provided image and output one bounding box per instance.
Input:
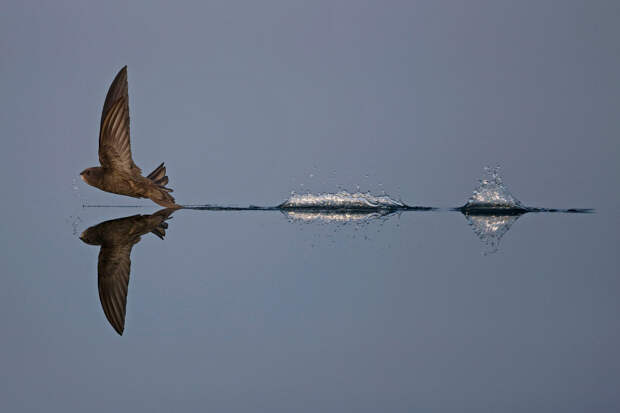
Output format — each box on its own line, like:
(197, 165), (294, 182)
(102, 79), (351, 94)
(80, 167), (103, 188)
(79, 226), (101, 245)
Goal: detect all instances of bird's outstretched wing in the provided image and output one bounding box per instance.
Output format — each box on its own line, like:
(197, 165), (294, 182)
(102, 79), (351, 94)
(99, 66), (141, 175)
(97, 243), (133, 335)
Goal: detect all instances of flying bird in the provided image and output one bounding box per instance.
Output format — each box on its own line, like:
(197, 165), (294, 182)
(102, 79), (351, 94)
(80, 208), (176, 335)
(80, 66), (180, 208)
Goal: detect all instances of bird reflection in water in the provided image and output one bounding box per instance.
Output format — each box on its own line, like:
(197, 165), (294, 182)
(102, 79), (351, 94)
(79, 208), (176, 335)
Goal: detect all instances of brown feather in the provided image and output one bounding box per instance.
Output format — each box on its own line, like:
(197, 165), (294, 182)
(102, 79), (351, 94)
(98, 244), (132, 335)
(99, 97), (141, 174)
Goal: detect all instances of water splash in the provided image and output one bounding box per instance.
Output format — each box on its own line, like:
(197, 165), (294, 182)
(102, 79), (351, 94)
(68, 178), (85, 235)
(280, 191), (406, 209)
(464, 166), (523, 209)
(66, 215), (83, 236)
(465, 213), (521, 255)
(72, 177), (86, 205)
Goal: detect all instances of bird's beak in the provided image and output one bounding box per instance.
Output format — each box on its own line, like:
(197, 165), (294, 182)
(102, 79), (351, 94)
(80, 173), (86, 182)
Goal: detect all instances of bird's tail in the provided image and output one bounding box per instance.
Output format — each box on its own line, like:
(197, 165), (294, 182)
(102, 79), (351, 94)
(147, 163), (180, 208)
(147, 162), (173, 192)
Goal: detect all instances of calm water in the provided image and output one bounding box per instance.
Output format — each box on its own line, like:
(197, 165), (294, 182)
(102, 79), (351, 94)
(2, 1), (620, 411)
(2, 180), (618, 412)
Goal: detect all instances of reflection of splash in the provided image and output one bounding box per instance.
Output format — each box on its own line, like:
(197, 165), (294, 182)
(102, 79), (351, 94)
(464, 166), (524, 209)
(280, 191), (405, 209)
(283, 209), (395, 223)
(464, 212), (522, 255)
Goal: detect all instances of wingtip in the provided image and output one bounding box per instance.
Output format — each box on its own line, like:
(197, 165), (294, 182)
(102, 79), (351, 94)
(108, 316), (125, 335)
(111, 323), (124, 335)
(116, 65), (128, 79)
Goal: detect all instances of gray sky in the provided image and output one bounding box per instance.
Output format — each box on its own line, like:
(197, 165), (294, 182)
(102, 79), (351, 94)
(1, 1), (619, 412)
(1, 0), (618, 209)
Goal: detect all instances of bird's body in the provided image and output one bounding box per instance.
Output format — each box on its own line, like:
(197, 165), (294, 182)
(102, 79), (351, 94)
(82, 162), (175, 206)
(81, 66), (180, 208)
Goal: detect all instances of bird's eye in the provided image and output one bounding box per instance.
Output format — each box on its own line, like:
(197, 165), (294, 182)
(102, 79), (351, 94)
(86, 171), (90, 175)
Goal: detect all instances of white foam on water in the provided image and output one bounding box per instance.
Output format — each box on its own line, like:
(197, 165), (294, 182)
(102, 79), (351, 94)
(465, 166), (523, 208)
(281, 191), (405, 209)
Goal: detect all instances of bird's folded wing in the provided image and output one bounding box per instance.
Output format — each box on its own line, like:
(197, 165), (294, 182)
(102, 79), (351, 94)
(101, 66), (128, 130)
(99, 97), (141, 174)
(99, 66), (141, 175)
(98, 244), (132, 335)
